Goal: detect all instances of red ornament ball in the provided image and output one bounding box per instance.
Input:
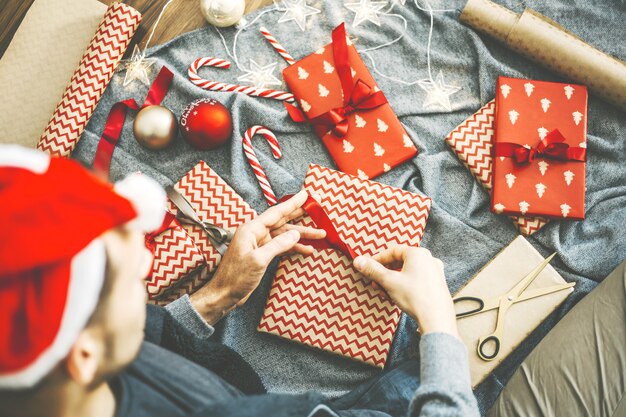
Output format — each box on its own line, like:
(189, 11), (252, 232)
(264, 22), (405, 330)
(180, 98), (233, 150)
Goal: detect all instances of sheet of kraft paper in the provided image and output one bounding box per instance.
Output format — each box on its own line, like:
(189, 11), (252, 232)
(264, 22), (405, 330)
(460, 0), (626, 111)
(0, 0), (107, 148)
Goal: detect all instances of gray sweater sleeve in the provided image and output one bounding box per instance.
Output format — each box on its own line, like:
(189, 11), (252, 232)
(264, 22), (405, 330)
(409, 332), (480, 417)
(164, 294), (216, 340)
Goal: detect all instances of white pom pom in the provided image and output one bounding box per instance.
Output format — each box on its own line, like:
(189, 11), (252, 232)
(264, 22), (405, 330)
(114, 173), (166, 232)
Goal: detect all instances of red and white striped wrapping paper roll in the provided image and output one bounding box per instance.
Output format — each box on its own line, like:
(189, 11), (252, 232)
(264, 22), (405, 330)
(188, 57), (295, 102)
(37, 2), (142, 157)
(242, 125), (282, 205)
(259, 26), (296, 65)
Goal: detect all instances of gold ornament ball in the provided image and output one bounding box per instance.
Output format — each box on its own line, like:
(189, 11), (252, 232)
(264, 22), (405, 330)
(199, 0), (245, 27)
(133, 105), (178, 150)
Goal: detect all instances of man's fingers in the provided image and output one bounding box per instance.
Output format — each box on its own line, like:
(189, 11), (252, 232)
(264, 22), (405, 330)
(256, 190), (308, 228)
(353, 256), (391, 286)
(252, 229), (301, 267)
(292, 243), (315, 256)
(271, 224), (326, 240)
(371, 245), (410, 266)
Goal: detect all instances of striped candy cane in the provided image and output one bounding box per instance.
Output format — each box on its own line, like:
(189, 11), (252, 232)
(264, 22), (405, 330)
(243, 126), (282, 206)
(188, 57), (295, 102)
(259, 26), (296, 65)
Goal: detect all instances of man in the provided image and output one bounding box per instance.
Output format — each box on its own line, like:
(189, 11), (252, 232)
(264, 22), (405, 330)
(0, 145), (479, 417)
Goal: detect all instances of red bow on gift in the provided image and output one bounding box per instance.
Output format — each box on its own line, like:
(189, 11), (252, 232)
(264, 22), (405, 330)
(285, 23), (387, 138)
(145, 211), (178, 255)
(495, 129), (587, 165)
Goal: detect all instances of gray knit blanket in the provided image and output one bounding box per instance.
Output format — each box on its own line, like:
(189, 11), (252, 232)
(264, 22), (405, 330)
(73, 0), (626, 413)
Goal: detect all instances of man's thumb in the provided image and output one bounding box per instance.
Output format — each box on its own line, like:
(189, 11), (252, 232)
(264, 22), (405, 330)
(353, 256), (389, 285)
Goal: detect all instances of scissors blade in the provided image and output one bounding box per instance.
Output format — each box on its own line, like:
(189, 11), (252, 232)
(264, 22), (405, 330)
(507, 253), (557, 300)
(462, 282), (575, 317)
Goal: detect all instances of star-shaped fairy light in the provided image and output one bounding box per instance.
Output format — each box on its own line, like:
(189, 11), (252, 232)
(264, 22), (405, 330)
(417, 71), (461, 112)
(275, 0), (321, 32)
(120, 45), (157, 87)
(344, 0), (389, 27)
(237, 59), (282, 89)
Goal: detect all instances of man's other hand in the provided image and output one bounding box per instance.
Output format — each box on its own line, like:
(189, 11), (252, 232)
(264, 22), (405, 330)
(353, 246), (459, 338)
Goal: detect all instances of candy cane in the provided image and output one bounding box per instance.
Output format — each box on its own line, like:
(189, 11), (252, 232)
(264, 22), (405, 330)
(259, 26), (296, 66)
(188, 57), (295, 102)
(243, 126), (282, 206)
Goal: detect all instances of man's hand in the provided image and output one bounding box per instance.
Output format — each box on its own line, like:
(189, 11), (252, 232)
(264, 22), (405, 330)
(353, 246), (459, 338)
(190, 190), (326, 325)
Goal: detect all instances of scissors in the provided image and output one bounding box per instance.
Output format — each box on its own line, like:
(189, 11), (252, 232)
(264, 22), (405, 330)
(166, 186), (233, 256)
(453, 253), (575, 361)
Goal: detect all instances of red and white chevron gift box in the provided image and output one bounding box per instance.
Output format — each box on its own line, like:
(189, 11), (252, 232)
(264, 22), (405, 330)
(258, 164), (432, 367)
(445, 100), (550, 236)
(37, 2), (142, 157)
(146, 161), (256, 304)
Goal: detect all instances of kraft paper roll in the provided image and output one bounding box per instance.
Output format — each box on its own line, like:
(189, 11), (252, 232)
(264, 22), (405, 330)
(460, 0), (626, 111)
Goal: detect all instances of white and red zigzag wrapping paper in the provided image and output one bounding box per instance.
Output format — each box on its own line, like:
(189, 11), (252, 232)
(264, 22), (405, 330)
(445, 100), (550, 236)
(258, 164), (432, 367)
(147, 161), (256, 305)
(37, 2), (141, 157)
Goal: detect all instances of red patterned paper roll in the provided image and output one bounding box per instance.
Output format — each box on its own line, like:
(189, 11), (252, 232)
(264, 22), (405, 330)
(37, 2), (142, 157)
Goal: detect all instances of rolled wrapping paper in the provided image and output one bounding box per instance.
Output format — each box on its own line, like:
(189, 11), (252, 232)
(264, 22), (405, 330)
(38, 3), (142, 157)
(460, 0), (626, 111)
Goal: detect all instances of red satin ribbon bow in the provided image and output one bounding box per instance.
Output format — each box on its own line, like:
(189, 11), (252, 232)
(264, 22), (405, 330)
(278, 194), (357, 259)
(495, 129), (587, 165)
(93, 66), (174, 177)
(145, 211), (178, 254)
(284, 23), (387, 138)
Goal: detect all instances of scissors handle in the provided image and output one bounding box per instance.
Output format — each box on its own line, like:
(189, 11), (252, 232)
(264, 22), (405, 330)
(477, 334), (501, 361)
(454, 296), (485, 318)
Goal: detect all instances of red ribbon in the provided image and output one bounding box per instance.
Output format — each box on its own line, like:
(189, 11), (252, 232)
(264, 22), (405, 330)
(93, 66), (174, 177)
(278, 194), (357, 259)
(495, 129), (586, 165)
(145, 211), (178, 254)
(284, 23), (388, 138)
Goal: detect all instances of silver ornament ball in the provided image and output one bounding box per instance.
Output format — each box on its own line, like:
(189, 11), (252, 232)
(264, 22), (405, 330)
(200, 0), (246, 27)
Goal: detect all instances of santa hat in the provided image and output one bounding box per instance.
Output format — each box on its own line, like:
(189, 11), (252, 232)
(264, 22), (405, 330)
(0, 145), (165, 389)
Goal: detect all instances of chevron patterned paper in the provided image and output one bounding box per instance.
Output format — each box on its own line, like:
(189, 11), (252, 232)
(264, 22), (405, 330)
(445, 100), (550, 236)
(152, 268), (213, 307)
(258, 164), (432, 367)
(37, 3), (141, 157)
(147, 161), (256, 304)
(146, 222), (206, 300)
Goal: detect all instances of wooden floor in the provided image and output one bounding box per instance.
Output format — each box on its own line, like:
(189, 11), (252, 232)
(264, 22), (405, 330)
(0, 0), (274, 59)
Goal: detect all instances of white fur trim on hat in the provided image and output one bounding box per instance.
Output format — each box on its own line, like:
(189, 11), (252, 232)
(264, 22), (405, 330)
(114, 173), (166, 233)
(0, 238), (106, 389)
(0, 145), (50, 173)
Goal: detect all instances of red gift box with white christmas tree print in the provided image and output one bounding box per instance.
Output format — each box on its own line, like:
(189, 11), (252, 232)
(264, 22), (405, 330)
(146, 161), (256, 304)
(258, 164), (431, 367)
(492, 77), (587, 219)
(445, 100), (550, 235)
(282, 23), (417, 181)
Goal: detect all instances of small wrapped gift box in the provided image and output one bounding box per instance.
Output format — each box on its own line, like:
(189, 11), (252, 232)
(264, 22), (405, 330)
(492, 77), (587, 219)
(445, 100), (550, 235)
(258, 164), (431, 367)
(283, 23), (417, 180)
(145, 161), (256, 303)
(145, 212), (206, 301)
